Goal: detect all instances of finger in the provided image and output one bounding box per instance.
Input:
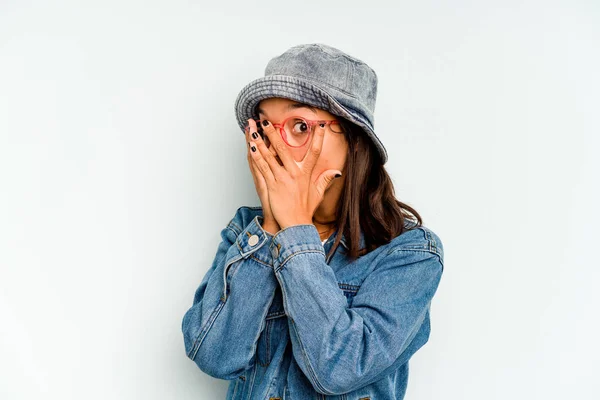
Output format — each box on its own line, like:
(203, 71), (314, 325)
(253, 124), (278, 158)
(247, 140), (262, 186)
(246, 127), (268, 185)
(260, 120), (298, 174)
(248, 138), (276, 184)
(250, 155), (268, 189)
(264, 134), (280, 161)
(247, 119), (282, 165)
(246, 124), (266, 187)
(301, 123), (326, 174)
(245, 128), (256, 171)
(246, 132), (262, 181)
(248, 119), (284, 180)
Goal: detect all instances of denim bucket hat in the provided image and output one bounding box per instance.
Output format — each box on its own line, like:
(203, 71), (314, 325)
(234, 43), (388, 164)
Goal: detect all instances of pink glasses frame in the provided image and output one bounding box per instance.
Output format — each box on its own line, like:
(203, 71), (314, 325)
(244, 116), (341, 148)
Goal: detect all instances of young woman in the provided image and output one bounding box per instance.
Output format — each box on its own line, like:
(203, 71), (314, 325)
(182, 43), (444, 400)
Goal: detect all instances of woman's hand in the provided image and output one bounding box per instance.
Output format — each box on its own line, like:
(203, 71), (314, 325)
(247, 119), (342, 230)
(245, 120), (281, 235)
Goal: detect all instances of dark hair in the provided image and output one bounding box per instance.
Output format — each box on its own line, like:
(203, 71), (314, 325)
(326, 117), (423, 262)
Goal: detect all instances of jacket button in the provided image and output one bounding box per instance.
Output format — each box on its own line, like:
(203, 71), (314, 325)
(248, 234), (259, 246)
(273, 246), (279, 257)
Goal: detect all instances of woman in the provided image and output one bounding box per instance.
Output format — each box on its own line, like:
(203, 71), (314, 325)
(181, 43), (444, 399)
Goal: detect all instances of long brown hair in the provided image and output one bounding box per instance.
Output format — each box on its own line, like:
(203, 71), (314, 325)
(327, 117), (423, 262)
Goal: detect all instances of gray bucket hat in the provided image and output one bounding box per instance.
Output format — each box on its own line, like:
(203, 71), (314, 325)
(234, 43), (388, 164)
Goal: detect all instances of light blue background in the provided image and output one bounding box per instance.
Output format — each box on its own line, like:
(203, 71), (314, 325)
(1, 0), (598, 399)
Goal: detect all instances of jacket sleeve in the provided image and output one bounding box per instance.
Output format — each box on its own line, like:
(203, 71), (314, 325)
(270, 224), (444, 395)
(181, 208), (277, 380)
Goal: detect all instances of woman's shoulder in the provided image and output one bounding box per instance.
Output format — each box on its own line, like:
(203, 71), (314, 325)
(225, 205), (264, 234)
(384, 220), (444, 265)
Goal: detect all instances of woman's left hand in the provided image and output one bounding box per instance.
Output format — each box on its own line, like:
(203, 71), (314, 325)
(247, 120), (342, 230)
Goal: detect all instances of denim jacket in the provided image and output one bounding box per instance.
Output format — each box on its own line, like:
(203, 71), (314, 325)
(181, 206), (444, 399)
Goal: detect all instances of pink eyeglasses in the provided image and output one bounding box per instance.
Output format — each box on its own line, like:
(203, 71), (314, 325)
(244, 116), (342, 148)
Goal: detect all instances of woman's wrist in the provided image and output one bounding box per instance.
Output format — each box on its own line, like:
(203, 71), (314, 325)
(261, 218), (280, 235)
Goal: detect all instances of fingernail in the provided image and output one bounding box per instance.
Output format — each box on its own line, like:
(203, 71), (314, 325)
(252, 132), (258, 139)
(251, 145), (256, 152)
(262, 120), (269, 127)
(335, 173), (341, 178)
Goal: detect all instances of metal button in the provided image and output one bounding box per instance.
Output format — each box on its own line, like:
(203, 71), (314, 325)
(248, 234), (259, 246)
(273, 246), (279, 258)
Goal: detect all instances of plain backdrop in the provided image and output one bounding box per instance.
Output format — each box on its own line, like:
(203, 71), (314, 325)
(1, 0), (598, 399)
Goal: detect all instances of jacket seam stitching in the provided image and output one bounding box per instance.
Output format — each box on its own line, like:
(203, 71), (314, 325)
(386, 248), (444, 267)
(249, 253), (274, 268)
(227, 221), (242, 235)
(275, 249), (325, 272)
(188, 299), (226, 360)
(288, 318), (335, 395)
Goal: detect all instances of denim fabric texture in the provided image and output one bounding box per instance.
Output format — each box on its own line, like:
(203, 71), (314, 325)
(234, 43), (388, 164)
(181, 206), (444, 399)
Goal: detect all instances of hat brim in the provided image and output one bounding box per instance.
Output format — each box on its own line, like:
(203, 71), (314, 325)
(234, 74), (387, 164)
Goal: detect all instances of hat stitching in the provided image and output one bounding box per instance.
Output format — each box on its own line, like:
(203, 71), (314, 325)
(266, 73), (359, 100)
(238, 79), (369, 122)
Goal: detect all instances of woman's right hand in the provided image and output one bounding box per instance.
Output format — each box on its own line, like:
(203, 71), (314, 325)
(245, 119), (281, 235)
